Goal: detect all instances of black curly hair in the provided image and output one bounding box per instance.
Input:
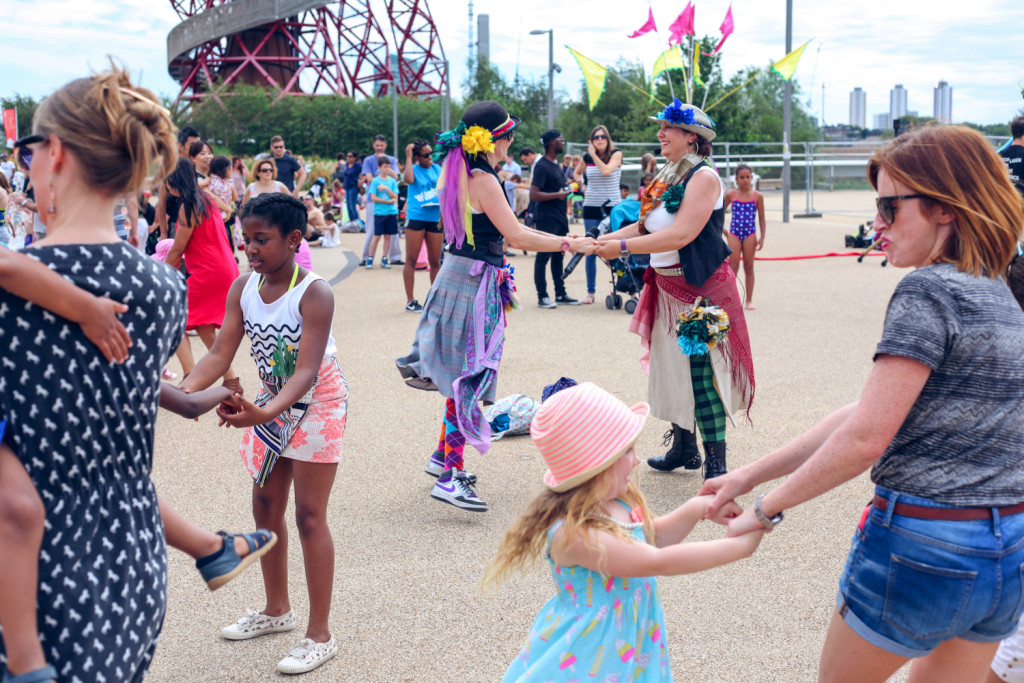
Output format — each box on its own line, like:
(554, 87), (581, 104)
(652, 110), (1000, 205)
(411, 138), (431, 158)
(239, 192), (307, 247)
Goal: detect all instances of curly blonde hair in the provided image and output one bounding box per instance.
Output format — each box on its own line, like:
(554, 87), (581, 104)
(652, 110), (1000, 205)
(482, 466), (654, 589)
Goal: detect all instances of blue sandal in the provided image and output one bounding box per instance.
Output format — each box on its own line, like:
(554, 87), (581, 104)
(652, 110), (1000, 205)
(196, 529), (277, 591)
(1, 665), (57, 683)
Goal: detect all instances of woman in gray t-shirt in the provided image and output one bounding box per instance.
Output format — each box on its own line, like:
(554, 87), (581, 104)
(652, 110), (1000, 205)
(701, 125), (1024, 682)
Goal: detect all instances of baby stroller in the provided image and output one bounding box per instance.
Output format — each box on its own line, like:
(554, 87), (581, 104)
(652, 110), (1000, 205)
(598, 199), (648, 314)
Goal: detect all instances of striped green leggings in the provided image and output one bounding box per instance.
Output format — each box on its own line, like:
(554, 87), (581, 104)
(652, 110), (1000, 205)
(690, 353), (726, 443)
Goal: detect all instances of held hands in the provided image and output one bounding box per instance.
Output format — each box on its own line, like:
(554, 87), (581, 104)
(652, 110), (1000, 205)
(594, 241), (624, 261)
(82, 297), (132, 363)
(726, 508), (770, 538)
(216, 393), (274, 429)
(568, 236), (597, 255)
(707, 499), (744, 525)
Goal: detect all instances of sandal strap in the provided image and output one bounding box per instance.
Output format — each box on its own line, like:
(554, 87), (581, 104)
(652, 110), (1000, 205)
(3, 665), (58, 683)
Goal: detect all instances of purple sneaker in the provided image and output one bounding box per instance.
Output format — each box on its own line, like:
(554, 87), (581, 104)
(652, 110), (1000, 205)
(431, 469), (487, 512)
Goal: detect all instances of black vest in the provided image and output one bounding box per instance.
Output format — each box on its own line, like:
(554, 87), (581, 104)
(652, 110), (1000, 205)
(446, 158), (507, 267)
(675, 161), (730, 287)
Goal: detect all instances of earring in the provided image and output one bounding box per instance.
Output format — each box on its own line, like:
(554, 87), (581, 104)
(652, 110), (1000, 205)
(47, 180), (57, 215)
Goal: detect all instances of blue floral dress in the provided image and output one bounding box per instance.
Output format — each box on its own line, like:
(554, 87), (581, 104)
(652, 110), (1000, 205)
(502, 503), (672, 682)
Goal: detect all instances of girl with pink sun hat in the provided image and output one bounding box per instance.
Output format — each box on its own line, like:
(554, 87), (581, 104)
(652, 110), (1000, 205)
(484, 382), (764, 681)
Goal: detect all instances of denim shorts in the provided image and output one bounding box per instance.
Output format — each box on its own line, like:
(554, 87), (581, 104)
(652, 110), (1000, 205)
(837, 485), (1024, 658)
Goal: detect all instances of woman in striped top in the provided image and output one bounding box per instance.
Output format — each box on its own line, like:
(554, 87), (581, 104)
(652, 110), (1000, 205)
(574, 125), (623, 303)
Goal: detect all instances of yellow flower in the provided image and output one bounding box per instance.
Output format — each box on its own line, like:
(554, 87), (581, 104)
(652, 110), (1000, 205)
(461, 126), (495, 156)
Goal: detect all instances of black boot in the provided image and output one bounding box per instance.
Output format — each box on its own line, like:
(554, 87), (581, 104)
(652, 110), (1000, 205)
(702, 441), (728, 480)
(648, 424), (702, 471)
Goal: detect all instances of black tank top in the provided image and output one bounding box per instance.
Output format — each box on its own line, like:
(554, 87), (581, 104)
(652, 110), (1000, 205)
(447, 158), (506, 267)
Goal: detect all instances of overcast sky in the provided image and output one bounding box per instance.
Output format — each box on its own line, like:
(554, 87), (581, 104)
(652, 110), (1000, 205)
(5, 0), (1023, 130)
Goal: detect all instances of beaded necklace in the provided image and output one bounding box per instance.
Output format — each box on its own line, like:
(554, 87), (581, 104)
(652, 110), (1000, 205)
(595, 512), (643, 531)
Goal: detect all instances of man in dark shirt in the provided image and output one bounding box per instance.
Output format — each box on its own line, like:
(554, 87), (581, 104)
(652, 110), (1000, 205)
(530, 130), (580, 308)
(999, 115), (1024, 199)
(270, 135), (306, 196)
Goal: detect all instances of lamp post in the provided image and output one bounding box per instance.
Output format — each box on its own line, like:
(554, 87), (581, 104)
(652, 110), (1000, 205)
(530, 28), (556, 129)
(428, 58), (451, 131)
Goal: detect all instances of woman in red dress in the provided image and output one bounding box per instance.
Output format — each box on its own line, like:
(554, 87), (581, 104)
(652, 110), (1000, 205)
(166, 158), (241, 389)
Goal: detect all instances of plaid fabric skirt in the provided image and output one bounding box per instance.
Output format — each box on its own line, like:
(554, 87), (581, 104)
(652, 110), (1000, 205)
(396, 254), (504, 452)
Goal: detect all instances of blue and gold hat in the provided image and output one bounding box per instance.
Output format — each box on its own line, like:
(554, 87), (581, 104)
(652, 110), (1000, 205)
(649, 98), (716, 142)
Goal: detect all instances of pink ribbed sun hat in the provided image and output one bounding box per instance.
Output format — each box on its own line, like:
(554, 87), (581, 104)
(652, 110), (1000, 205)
(531, 382), (649, 492)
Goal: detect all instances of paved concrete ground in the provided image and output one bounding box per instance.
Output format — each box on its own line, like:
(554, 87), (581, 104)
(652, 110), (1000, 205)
(148, 189), (918, 681)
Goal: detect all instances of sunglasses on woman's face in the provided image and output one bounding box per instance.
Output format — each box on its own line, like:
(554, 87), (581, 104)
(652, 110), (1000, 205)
(14, 134), (45, 171)
(875, 194), (929, 225)
(259, 167), (274, 174)
(592, 134), (608, 140)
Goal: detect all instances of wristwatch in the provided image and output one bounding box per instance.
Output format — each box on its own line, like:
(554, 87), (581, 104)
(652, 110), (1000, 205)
(754, 494), (784, 529)
(620, 239), (629, 255)
(560, 237), (571, 252)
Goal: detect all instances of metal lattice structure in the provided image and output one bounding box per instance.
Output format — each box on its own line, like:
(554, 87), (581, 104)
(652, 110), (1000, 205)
(167, 0), (447, 109)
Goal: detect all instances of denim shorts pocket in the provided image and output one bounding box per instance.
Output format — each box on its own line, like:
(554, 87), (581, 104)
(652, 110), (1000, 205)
(882, 554), (977, 640)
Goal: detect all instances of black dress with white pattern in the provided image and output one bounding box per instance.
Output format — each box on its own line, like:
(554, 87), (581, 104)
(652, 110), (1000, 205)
(0, 242), (186, 682)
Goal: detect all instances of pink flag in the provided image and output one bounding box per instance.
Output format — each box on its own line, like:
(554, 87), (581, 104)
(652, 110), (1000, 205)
(627, 7), (657, 39)
(668, 3), (695, 46)
(714, 5), (735, 53)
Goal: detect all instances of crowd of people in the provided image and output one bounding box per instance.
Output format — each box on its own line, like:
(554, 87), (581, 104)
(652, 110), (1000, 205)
(1, 61), (1024, 683)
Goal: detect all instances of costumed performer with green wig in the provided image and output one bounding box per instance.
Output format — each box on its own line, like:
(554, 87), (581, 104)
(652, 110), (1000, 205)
(595, 99), (755, 481)
(396, 101), (596, 513)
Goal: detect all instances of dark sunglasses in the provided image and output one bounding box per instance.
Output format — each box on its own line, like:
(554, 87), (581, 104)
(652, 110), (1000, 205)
(14, 134), (45, 171)
(875, 194), (930, 225)
(591, 134), (608, 140)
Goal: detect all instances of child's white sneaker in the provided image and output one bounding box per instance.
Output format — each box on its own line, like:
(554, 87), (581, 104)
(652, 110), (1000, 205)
(276, 636), (338, 674)
(221, 608), (296, 640)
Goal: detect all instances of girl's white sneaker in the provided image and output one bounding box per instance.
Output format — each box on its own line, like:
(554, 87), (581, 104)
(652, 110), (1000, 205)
(221, 608), (296, 640)
(276, 636), (338, 674)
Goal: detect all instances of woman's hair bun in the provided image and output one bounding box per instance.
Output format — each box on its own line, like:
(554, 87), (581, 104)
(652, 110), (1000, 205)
(32, 58), (177, 196)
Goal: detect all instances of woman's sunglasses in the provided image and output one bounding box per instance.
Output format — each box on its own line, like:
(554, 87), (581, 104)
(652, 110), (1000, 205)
(258, 167), (274, 173)
(592, 134), (608, 140)
(14, 134), (45, 171)
(875, 194), (929, 225)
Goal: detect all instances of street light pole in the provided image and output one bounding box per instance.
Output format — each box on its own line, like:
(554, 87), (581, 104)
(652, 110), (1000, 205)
(392, 80), (399, 160)
(782, 0), (792, 223)
(530, 29), (555, 129)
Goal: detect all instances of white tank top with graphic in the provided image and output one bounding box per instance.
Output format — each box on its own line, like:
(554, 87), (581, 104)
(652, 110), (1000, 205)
(239, 270), (337, 381)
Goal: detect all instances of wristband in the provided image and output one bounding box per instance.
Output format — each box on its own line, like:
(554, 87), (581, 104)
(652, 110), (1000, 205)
(754, 494), (785, 529)
(620, 239), (628, 255)
(560, 237), (571, 252)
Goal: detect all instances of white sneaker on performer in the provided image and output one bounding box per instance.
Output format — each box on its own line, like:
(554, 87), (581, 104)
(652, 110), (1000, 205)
(221, 608), (296, 640)
(277, 636), (338, 674)
(431, 469), (487, 512)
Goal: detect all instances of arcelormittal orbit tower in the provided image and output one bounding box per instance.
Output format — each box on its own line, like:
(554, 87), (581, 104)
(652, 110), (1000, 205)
(167, 0), (447, 109)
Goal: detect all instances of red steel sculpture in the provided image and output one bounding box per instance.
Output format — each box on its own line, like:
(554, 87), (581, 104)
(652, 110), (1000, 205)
(167, 0), (447, 109)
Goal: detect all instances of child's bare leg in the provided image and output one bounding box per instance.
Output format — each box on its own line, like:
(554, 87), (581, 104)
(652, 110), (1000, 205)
(194, 325), (238, 382)
(367, 234), (382, 259)
(0, 443), (46, 675)
(382, 235), (391, 260)
(741, 236), (757, 309)
(159, 495), (251, 559)
(253, 459), (294, 616)
(175, 334), (195, 376)
(291, 461), (338, 642)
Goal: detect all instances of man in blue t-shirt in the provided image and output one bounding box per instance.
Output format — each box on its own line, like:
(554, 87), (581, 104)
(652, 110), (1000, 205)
(999, 115), (1024, 199)
(530, 130), (579, 308)
(360, 134), (402, 265)
(269, 135), (306, 196)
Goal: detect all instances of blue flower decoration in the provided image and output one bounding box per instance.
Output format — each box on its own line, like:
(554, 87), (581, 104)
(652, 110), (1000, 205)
(656, 98), (715, 129)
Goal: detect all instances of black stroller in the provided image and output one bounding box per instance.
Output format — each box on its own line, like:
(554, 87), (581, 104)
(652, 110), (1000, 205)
(598, 200), (647, 314)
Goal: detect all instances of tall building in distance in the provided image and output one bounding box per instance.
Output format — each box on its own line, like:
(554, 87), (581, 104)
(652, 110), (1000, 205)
(849, 87), (866, 128)
(873, 113), (891, 130)
(933, 80), (953, 123)
(890, 84), (908, 125)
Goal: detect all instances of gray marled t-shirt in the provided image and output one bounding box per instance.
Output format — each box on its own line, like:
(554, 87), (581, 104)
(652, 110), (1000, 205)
(871, 263), (1024, 506)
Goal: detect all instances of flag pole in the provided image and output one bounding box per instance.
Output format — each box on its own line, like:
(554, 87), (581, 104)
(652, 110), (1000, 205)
(650, 3), (676, 100)
(700, 52), (722, 110)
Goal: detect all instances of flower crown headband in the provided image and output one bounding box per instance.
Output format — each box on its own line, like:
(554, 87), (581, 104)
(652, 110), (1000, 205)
(433, 115), (516, 162)
(654, 98), (715, 132)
